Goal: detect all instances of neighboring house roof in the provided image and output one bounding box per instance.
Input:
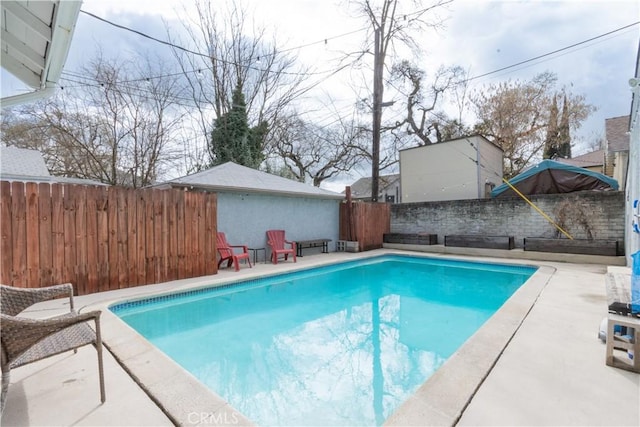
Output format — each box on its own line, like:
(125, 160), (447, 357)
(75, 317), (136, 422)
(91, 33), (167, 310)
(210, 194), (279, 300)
(163, 162), (344, 200)
(0, 146), (50, 178)
(491, 159), (618, 198)
(555, 149), (604, 168)
(605, 115), (630, 152)
(0, 146), (106, 185)
(1, 1), (82, 107)
(52, 176), (107, 186)
(347, 174), (400, 199)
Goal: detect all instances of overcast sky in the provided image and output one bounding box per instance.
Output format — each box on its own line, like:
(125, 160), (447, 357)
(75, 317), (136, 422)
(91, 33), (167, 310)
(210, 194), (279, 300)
(2, 0), (639, 189)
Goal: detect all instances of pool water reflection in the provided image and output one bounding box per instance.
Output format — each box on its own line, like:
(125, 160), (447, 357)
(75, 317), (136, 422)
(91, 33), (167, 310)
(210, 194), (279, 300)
(114, 256), (536, 426)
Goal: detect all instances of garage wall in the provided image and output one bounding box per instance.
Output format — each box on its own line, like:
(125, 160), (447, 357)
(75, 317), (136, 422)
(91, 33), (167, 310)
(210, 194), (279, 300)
(217, 192), (341, 260)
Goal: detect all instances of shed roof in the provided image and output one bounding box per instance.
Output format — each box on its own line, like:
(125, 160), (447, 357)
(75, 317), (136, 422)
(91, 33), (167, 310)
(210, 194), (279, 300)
(0, 146), (50, 178)
(164, 162), (344, 200)
(0, 146), (107, 186)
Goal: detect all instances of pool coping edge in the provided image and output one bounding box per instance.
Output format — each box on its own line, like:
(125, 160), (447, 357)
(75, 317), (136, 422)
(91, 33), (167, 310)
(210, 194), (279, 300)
(85, 250), (551, 426)
(383, 264), (554, 426)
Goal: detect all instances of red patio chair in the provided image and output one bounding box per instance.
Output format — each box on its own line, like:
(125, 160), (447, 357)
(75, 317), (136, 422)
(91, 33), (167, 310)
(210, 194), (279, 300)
(266, 230), (297, 264)
(216, 232), (252, 272)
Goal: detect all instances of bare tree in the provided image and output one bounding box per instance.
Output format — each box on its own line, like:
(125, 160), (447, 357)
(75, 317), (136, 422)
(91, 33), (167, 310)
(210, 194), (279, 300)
(583, 132), (605, 153)
(1, 109), (51, 153)
(346, 0), (453, 200)
(470, 71), (595, 178)
(268, 113), (368, 187)
(169, 0), (309, 170)
(389, 60), (467, 144)
(2, 54), (186, 187)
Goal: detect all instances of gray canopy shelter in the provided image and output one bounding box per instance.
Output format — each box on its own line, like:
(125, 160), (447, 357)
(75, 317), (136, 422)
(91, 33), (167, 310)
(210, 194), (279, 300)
(491, 160), (619, 198)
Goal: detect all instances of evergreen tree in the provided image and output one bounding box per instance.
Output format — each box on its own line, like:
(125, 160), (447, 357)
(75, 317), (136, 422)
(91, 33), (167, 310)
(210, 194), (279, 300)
(209, 82), (265, 168)
(543, 95), (559, 159)
(557, 94), (572, 159)
(248, 120), (268, 169)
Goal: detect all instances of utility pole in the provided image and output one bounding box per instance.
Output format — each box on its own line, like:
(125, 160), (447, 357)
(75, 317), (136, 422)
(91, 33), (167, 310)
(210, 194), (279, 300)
(371, 27), (383, 202)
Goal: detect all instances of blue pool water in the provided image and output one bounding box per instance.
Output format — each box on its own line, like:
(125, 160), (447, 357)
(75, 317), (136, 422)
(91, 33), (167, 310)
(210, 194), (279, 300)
(112, 255), (536, 426)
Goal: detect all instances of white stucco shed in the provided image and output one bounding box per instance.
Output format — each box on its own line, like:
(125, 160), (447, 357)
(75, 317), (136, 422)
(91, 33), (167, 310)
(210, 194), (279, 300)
(399, 135), (504, 203)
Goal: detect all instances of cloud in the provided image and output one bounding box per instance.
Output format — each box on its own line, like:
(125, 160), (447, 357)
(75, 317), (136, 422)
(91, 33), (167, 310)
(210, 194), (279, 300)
(3, 0), (637, 180)
(65, 13), (181, 71)
(420, 0), (639, 152)
(67, 0), (640, 175)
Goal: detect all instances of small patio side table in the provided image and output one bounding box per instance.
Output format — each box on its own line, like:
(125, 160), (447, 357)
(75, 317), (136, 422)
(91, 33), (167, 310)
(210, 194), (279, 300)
(248, 247), (266, 264)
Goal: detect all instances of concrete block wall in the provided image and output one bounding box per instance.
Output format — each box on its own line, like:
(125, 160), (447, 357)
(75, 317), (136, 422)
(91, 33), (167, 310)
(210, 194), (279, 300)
(391, 191), (625, 249)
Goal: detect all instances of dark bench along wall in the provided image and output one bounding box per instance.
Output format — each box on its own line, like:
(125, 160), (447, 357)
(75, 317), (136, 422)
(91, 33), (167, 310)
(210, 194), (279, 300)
(524, 237), (620, 256)
(445, 235), (515, 250)
(383, 233), (438, 245)
(390, 191), (625, 250)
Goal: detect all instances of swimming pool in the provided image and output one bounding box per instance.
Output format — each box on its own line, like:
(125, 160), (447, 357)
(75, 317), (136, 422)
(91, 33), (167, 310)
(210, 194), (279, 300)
(111, 254), (536, 426)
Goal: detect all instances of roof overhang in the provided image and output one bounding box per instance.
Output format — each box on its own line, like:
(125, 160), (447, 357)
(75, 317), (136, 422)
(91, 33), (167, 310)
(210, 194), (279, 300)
(1, 0), (82, 107)
(160, 182), (346, 201)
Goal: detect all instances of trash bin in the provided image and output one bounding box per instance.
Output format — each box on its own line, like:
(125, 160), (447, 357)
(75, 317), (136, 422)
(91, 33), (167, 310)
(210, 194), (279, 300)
(632, 251), (640, 314)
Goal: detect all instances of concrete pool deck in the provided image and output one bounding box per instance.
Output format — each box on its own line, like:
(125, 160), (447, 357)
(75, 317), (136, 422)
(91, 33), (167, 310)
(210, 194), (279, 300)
(1, 249), (639, 426)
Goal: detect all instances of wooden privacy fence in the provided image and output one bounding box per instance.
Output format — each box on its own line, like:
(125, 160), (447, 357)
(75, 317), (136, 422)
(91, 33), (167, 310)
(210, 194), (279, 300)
(1, 181), (217, 295)
(339, 201), (390, 251)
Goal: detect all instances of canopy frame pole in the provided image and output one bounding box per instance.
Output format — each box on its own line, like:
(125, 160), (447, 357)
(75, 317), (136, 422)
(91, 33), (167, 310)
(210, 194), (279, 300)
(501, 177), (574, 240)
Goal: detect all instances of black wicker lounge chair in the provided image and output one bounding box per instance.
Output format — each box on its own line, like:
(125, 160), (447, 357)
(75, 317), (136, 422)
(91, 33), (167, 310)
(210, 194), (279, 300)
(0, 283), (105, 413)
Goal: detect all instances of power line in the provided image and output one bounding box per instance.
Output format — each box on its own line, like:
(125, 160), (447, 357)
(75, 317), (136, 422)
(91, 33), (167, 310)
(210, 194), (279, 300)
(279, 28), (367, 54)
(58, 10), (640, 139)
(80, 9), (207, 56)
(79, 9), (367, 77)
(77, 9), (638, 103)
(62, 67), (200, 85)
(465, 21), (640, 83)
(59, 52), (364, 113)
(467, 29), (637, 84)
(58, 76), (204, 109)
